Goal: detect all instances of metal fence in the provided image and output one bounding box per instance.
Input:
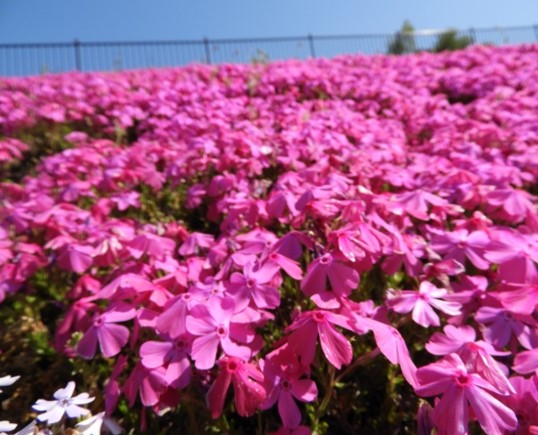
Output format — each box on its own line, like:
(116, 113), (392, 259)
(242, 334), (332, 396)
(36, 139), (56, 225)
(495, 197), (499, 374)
(1, 25), (537, 77)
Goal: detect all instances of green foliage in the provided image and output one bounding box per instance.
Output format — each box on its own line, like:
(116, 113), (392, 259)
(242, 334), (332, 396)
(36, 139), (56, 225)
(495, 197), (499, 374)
(388, 20), (416, 55)
(433, 30), (474, 52)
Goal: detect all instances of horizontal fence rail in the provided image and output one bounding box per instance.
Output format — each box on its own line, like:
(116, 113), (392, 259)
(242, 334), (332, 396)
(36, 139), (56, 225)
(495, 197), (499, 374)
(0, 25), (537, 76)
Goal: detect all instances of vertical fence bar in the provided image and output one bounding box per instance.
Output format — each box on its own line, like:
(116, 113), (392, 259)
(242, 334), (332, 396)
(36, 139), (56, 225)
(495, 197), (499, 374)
(469, 27), (477, 44)
(534, 24), (538, 42)
(73, 39), (82, 71)
(203, 37), (211, 64)
(308, 34), (316, 58)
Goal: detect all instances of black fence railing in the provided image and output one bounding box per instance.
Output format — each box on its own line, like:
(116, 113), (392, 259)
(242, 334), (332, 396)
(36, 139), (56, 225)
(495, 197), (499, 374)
(0, 25), (537, 77)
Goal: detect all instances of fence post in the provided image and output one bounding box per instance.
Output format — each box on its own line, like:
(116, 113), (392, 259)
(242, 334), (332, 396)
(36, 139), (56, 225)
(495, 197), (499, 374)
(203, 37), (211, 64)
(469, 27), (477, 43)
(73, 39), (82, 71)
(308, 34), (316, 58)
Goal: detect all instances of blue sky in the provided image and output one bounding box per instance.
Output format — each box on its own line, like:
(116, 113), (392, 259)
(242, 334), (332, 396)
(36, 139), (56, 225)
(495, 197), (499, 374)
(0, 0), (536, 43)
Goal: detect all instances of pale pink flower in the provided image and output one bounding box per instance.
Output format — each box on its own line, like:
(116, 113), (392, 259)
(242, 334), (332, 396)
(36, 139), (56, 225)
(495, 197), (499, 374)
(387, 282), (462, 327)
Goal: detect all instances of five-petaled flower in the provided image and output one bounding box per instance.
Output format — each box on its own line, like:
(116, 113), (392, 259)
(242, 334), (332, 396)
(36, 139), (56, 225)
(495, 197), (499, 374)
(32, 381), (94, 425)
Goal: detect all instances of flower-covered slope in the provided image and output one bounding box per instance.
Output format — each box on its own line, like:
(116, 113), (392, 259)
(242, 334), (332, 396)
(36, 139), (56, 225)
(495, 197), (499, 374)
(1, 44), (538, 433)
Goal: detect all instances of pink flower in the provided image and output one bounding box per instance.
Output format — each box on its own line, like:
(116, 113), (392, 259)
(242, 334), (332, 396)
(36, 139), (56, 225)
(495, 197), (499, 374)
(430, 229), (491, 270)
(286, 310), (353, 369)
(186, 297), (255, 370)
(501, 376), (538, 433)
(415, 353), (517, 435)
(140, 335), (192, 389)
(359, 317), (418, 388)
(387, 282), (462, 327)
(77, 303), (136, 358)
(229, 262), (281, 309)
(262, 345), (318, 428)
(56, 244), (94, 274)
(124, 363), (168, 407)
(301, 252), (359, 301)
(513, 348), (538, 374)
(475, 306), (538, 350)
(426, 325), (513, 395)
(206, 357), (266, 418)
(156, 291), (199, 339)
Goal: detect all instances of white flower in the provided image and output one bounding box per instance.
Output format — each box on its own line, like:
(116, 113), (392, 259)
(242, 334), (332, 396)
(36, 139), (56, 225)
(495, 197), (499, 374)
(32, 381), (94, 425)
(12, 420), (42, 435)
(0, 420), (17, 434)
(0, 375), (20, 393)
(76, 412), (123, 435)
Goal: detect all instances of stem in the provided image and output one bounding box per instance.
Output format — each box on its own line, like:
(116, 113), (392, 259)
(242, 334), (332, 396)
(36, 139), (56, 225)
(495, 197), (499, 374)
(318, 365), (335, 416)
(334, 348), (381, 384)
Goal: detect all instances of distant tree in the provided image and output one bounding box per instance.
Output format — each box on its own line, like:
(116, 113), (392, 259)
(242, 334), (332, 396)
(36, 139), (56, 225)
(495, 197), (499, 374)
(387, 20), (416, 55)
(432, 29), (474, 52)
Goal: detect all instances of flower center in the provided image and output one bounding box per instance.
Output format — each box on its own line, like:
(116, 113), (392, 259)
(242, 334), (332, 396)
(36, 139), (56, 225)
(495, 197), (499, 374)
(313, 311), (326, 322)
(454, 372), (470, 386)
(319, 254), (332, 265)
(216, 326), (227, 337)
(93, 316), (104, 327)
(174, 338), (186, 350)
(246, 278), (256, 288)
(280, 379), (291, 391)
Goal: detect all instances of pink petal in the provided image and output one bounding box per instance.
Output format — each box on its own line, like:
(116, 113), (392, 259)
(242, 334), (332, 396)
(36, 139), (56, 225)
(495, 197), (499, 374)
(431, 385), (468, 435)
(291, 379), (318, 402)
(97, 324), (130, 357)
(191, 333), (220, 370)
(301, 262), (327, 296)
(77, 327), (98, 359)
(186, 315), (216, 336)
(207, 371), (232, 418)
(278, 391), (301, 429)
(140, 341), (172, 369)
(318, 322), (352, 369)
(466, 383), (517, 434)
(412, 300), (440, 328)
(220, 336), (252, 360)
(103, 305), (136, 323)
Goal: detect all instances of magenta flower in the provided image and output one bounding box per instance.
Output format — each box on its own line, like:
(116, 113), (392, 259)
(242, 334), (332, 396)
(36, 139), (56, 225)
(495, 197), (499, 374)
(229, 262), (281, 309)
(56, 243), (95, 274)
(387, 282), (462, 327)
(156, 291), (199, 339)
(426, 325), (513, 395)
(186, 297), (255, 370)
(262, 345), (318, 428)
(124, 363), (168, 407)
(140, 334), (192, 389)
(206, 357), (266, 418)
(415, 353), (517, 435)
(301, 252), (359, 300)
(513, 348), (538, 374)
(475, 306), (538, 350)
(286, 310), (353, 369)
(77, 303), (137, 358)
(430, 229), (491, 270)
(359, 317), (418, 388)
(501, 376), (538, 433)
